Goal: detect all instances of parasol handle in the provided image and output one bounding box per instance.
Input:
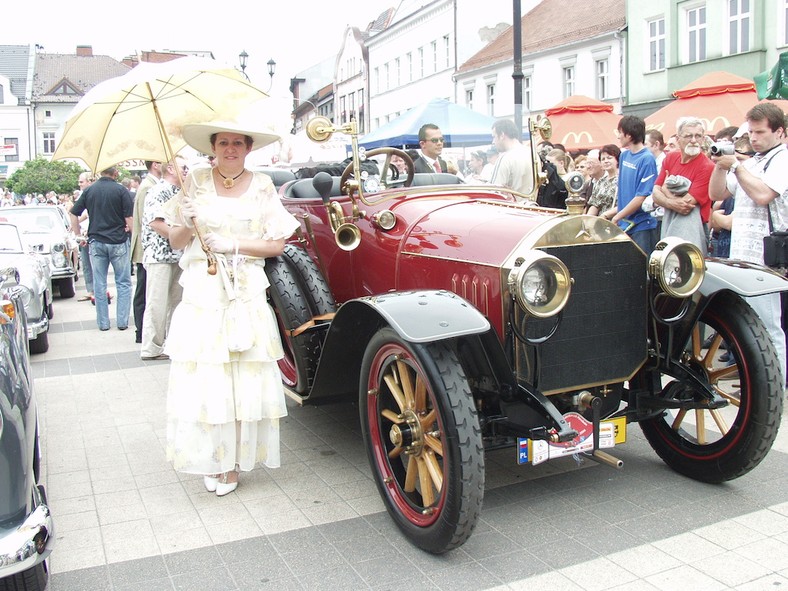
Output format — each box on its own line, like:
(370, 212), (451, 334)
(191, 217), (218, 275)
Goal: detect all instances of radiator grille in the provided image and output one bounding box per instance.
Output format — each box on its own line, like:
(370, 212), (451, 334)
(516, 241), (648, 393)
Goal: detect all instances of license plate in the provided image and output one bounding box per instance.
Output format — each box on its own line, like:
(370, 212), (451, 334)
(27, 326), (34, 338)
(517, 412), (626, 466)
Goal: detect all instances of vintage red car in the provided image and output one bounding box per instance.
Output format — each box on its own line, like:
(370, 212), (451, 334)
(264, 117), (786, 554)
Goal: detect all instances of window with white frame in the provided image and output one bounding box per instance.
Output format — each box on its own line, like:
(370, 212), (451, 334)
(395, 57), (401, 87)
(648, 17), (666, 71)
(444, 35), (450, 68)
(4, 138), (18, 162)
(563, 66), (575, 98)
(384, 63), (390, 91)
(487, 84), (495, 117)
(465, 88), (473, 110)
(431, 41), (438, 73)
(687, 5), (707, 63)
(406, 52), (413, 83)
(728, 0), (751, 54)
(374, 67), (379, 94)
(595, 59), (609, 100)
(419, 47), (424, 78)
(43, 132), (55, 154)
(524, 75), (532, 111)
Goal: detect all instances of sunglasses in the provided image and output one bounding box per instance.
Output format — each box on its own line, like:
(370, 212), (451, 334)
(426, 137), (445, 144)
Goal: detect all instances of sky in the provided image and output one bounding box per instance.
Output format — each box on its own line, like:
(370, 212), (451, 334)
(6, 0), (398, 101)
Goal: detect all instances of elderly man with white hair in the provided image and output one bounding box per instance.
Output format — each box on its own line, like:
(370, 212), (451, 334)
(650, 116), (714, 254)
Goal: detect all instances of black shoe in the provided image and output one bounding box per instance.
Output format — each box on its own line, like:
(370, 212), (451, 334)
(118, 326), (128, 331)
(702, 334), (727, 350)
(135, 335), (142, 344)
(719, 351), (734, 365)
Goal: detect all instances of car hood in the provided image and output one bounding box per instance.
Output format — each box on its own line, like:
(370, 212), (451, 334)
(396, 197), (559, 266)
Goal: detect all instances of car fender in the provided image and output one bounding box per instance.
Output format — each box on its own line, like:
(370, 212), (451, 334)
(699, 258), (788, 298)
(301, 290), (490, 402)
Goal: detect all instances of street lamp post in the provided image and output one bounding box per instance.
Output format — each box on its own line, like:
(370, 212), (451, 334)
(238, 50), (249, 80)
(266, 58), (276, 92)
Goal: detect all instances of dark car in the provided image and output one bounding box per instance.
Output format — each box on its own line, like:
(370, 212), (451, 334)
(0, 267), (53, 590)
(262, 116), (786, 554)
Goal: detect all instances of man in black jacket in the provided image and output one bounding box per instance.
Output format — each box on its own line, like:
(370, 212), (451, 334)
(413, 123), (448, 173)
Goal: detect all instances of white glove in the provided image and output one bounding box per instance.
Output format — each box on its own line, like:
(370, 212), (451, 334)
(179, 199), (198, 228)
(204, 232), (236, 254)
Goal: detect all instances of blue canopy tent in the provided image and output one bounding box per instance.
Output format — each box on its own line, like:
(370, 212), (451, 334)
(358, 98), (499, 149)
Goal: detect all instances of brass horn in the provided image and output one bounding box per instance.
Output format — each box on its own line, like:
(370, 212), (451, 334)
(325, 201), (362, 251)
(307, 117), (363, 251)
(525, 115), (553, 201)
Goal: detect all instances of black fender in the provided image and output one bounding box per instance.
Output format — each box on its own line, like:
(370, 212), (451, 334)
(301, 290), (490, 403)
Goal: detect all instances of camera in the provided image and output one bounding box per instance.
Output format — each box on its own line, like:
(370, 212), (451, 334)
(709, 142), (735, 156)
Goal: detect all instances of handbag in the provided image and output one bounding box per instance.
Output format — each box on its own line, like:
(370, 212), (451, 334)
(763, 204), (788, 268)
(216, 250), (255, 353)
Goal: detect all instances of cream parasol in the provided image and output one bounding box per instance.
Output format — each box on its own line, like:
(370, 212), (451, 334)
(52, 55), (271, 172)
(53, 56), (274, 274)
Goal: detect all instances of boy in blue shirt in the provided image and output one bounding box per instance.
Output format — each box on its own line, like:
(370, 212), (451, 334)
(610, 115), (659, 253)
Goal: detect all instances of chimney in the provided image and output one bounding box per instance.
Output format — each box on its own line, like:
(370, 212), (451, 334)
(76, 45), (93, 57)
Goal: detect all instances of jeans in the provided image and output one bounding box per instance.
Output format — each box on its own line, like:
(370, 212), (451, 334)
(630, 227), (658, 255)
(89, 240), (132, 330)
(79, 244), (93, 294)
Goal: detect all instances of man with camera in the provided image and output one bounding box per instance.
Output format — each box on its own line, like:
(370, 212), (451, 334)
(651, 117), (714, 254)
(709, 103), (788, 383)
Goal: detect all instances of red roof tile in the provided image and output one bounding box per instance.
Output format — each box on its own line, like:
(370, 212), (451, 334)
(458, 0), (625, 73)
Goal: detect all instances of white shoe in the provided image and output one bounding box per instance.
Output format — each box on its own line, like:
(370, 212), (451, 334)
(215, 472), (238, 496)
(203, 476), (218, 492)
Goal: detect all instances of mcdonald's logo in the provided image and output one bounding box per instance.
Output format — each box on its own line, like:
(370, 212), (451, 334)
(703, 116), (731, 131)
(561, 131), (593, 144)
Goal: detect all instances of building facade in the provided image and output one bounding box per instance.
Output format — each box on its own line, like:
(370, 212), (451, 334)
(625, 0), (788, 117)
(455, 0), (626, 123)
(0, 45), (36, 184)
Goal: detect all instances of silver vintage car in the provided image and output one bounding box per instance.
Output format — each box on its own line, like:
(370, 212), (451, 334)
(0, 223), (53, 354)
(0, 267), (54, 590)
(0, 206), (78, 299)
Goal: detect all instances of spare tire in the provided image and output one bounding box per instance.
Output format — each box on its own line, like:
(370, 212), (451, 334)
(265, 254), (323, 395)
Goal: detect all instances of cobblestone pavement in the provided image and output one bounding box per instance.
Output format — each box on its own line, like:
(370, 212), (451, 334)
(32, 273), (788, 590)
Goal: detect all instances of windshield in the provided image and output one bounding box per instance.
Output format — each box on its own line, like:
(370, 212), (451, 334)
(0, 207), (63, 233)
(0, 223), (25, 252)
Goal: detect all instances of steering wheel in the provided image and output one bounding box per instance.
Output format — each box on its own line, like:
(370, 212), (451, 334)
(340, 147), (415, 195)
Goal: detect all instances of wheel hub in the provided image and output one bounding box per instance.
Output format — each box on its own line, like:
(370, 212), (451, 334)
(389, 409), (424, 455)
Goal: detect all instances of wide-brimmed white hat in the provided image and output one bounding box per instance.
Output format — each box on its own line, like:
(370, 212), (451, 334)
(181, 119), (281, 155)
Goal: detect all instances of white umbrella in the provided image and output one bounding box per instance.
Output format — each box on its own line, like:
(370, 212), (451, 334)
(52, 56), (272, 172)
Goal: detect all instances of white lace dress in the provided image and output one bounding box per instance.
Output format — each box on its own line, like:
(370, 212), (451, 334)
(162, 168), (299, 475)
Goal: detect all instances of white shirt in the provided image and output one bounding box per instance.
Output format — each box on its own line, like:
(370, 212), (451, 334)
(726, 144), (788, 263)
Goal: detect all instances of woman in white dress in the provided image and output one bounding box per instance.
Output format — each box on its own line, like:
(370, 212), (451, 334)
(163, 120), (299, 496)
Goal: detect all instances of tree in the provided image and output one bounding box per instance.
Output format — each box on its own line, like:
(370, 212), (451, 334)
(5, 157), (85, 195)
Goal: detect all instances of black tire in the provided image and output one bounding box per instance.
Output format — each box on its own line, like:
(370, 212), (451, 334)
(360, 328), (484, 554)
(0, 561), (48, 591)
(57, 277), (75, 299)
(28, 330), (49, 355)
(641, 291), (784, 483)
(282, 245), (336, 316)
(265, 256), (322, 395)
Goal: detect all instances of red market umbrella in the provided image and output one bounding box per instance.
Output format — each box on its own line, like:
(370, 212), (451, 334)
(543, 95), (621, 152)
(645, 71), (788, 137)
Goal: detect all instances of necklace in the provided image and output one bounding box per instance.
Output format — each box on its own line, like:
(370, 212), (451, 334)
(216, 168), (245, 189)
